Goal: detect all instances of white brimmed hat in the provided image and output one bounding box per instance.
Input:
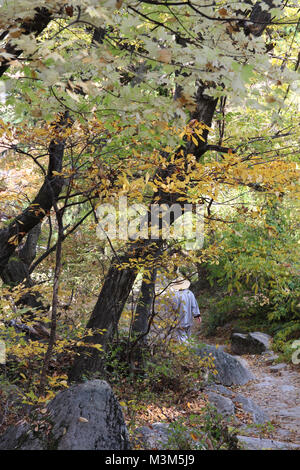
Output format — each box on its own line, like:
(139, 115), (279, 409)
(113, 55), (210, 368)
(170, 277), (190, 291)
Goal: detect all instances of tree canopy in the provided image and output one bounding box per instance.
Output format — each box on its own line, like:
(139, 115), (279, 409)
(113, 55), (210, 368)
(0, 0), (299, 410)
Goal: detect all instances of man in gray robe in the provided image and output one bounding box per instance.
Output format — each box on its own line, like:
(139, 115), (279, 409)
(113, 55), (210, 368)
(171, 278), (201, 343)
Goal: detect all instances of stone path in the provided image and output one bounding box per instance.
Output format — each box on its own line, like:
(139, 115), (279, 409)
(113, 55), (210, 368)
(133, 342), (300, 450)
(233, 353), (300, 446)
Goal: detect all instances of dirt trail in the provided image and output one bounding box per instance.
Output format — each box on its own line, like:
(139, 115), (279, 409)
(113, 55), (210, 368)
(234, 353), (300, 445)
(196, 327), (300, 446)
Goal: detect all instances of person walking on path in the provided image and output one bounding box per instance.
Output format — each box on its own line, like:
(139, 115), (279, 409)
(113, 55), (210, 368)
(171, 278), (202, 343)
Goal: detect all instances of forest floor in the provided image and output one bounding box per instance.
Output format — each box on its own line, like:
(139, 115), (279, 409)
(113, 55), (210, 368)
(1, 322), (299, 450)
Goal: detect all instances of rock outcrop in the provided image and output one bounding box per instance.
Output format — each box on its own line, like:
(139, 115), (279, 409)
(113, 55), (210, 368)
(0, 380), (130, 450)
(194, 344), (255, 386)
(231, 332), (271, 355)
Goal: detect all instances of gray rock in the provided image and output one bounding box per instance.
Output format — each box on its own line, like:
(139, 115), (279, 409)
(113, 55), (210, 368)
(204, 383), (234, 397)
(277, 406), (300, 419)
(269, 363), (287, 373)
(238, 435), (300, 450)
(134, 422), (206, 450)
(231, 332), (271, 355)
(276, 429), (293, 440)
(279, 385), (295, 393)
(234, 394), (269, 424)
(207, 392), (235, 417)
(251, 332), (271, 347)
(214, 345), (227, 352)
(0, 380), (130, 450)
(233, 355), (251, 369)
(238, 425), (261, 436)
(252, 376), (275, 389)
(134, 423), (171, 449)
(0, 423), (44, 450)
(194, 344), (255, 386)
(264, 354), (279, 365)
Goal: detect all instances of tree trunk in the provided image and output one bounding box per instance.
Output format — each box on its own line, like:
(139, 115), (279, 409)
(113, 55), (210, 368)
(129, 268), (157, 372)
(0, 224), (45, 321)
(0, 224), (41, 285)
(0, 113), (70, 276)
(194, 262), (211, 292)
(132, 269), (157, 339)
(0, 113), (71, 327)
(68, 240), (162, 382)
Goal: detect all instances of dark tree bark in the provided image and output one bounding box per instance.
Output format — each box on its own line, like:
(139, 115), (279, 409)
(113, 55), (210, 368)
(132, 269), (157, 339)
(194, 262), (211, 292)
(0, 113), (70, 277)
(1, 224), (45, 320)
(1, 224), (41, 285)
(68, 239), (163, 381)
(0, 112), (72, 328)
(129, 268), (157, 372)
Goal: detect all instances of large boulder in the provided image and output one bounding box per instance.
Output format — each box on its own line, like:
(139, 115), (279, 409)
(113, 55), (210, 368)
(231, 332), (271, 355)
(0, 380), (130, 450)
(194, 344), (254, 386)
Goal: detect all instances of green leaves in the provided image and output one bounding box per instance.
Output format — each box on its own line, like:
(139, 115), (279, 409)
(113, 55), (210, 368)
(241, 65), (254, 83)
